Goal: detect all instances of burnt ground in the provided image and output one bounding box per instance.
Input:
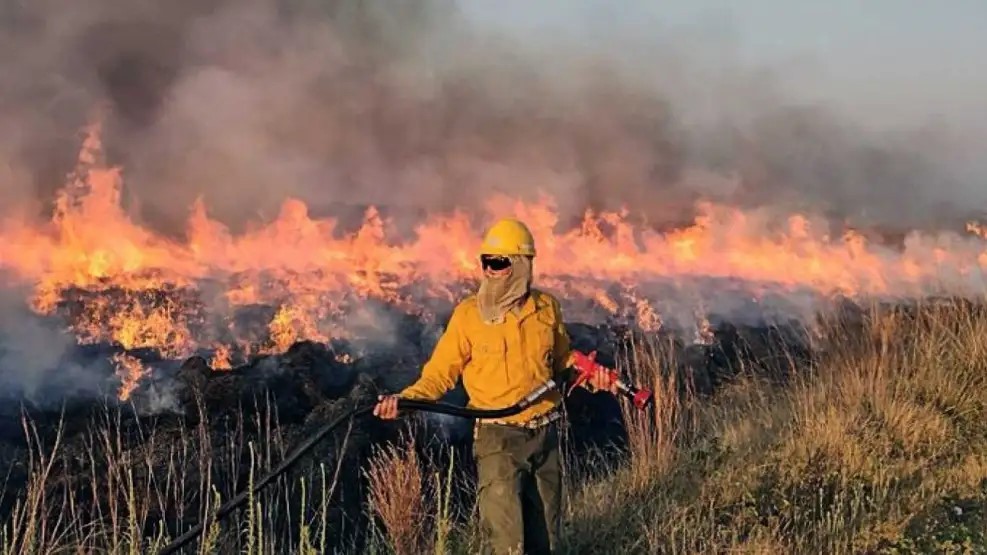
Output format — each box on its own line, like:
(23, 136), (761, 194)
(0, 288), (887, 552)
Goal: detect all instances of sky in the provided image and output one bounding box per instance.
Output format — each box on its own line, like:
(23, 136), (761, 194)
(461, 1), (987, 134)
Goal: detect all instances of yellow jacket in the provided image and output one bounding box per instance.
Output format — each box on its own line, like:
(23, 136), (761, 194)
(400, 289), (575, 425)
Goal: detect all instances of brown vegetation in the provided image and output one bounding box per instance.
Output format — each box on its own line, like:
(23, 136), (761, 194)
(5, 300), (987, 553)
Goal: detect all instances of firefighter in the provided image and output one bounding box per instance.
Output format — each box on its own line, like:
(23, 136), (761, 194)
(374, 217), (617, 555)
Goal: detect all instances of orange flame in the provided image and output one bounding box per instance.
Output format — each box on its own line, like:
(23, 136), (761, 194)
(111, 352), (148, 401)
(3, 120), (987, 399)
(210, 343), (234, 371)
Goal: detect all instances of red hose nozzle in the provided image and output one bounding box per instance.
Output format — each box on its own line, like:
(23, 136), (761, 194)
(569, 350), (653, 411)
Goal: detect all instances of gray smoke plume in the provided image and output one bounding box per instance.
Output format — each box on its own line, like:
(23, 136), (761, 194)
(0, 283), (107, 403)
(0, 0), (979, 240)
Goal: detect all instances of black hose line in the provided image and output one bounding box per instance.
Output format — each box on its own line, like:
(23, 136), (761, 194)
(156, 379), (558, 555)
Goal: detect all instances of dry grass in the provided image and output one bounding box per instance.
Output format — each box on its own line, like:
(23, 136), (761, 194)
(620, 333), (695, 486)
(363, 431), (469, 555)
(0, 394), (356, 554)
(365, 434), (428, 555)
(557, 299), (987, 554)
(4, 299), (987, 553)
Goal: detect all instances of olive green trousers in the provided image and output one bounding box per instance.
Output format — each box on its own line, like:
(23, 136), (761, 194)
(473, 422), (562, 555)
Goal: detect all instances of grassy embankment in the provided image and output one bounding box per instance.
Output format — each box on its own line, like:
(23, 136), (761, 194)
(4, 299), (987, 553)
(556, 299), (987, 554)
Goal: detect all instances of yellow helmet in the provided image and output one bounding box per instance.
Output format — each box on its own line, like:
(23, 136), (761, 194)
(479, 218), (536, 257)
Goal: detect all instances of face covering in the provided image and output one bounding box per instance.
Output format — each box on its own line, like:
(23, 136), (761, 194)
(477, 255), (532, 324)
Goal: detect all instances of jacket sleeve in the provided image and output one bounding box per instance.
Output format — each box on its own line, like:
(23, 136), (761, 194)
(551, 298), (576, 383)
(399, 303), (472, 401)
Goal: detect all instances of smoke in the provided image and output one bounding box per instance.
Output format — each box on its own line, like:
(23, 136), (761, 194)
(0, 283), (112, 405)
(0, 0), (979, 240)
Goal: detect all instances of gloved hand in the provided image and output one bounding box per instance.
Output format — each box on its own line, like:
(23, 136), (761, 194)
(586, 367), (620, 395)
(373, 394), (400, 419)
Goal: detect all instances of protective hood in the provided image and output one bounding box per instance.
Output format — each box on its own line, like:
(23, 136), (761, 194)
(477, 255), (532, 324)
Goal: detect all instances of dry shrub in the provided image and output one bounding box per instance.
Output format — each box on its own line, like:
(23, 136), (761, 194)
(365, 433), (429, 555)
(619, 334), (695, 485)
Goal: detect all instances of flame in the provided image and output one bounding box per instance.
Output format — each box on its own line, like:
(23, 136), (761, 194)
(634, 297), (663, 334)
(265, 302), (331, 355)
(210, 343), (234, 371)
(3, 120), (987, 399)
(112, 352), (148, 401)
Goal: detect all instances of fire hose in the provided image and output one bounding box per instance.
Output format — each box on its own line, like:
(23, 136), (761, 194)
(156, 379), (559, 555)
(157, 352), (653, 554)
